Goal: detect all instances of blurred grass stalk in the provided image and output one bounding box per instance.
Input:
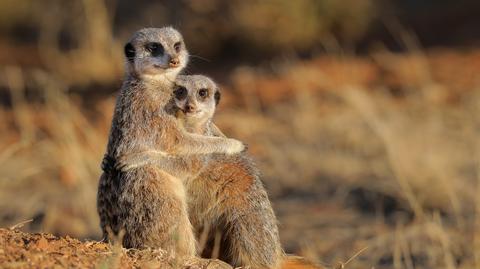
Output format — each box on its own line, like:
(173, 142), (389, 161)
(1, 65), (107, 238)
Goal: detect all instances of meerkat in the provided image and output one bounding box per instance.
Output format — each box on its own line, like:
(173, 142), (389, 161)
(114, 75), (284, 269)
(114, 75), (223, 179)
(96, 27), (245, 258)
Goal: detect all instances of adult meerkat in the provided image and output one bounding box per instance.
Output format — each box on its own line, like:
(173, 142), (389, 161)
(96, 27), (245, 258)
(115, 75), (283, 269)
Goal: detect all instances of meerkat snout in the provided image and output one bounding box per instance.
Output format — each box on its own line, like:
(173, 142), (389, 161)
(169, 57), (180, 68)
(185, 103), (196, 113)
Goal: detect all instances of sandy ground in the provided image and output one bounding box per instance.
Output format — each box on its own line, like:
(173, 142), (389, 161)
(0, 228), (234, 269)
(0, 228), (323, 269)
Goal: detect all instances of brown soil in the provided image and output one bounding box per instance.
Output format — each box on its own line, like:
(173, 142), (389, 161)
(0, 228), (323, 269)
(0, 228), (237, 269)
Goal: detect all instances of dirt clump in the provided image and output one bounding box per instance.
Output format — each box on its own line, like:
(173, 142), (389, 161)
(0, 228), (233, 269)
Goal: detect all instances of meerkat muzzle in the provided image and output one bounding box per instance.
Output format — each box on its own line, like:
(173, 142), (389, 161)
(184, 103), (196, 113)
(169, 57), (180, 68)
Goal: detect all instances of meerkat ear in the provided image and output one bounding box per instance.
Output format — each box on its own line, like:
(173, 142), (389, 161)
(124, 42), (135, 62)
(214, 89), (221, 105)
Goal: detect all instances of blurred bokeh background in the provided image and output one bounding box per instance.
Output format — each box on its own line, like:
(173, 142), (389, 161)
(0, 0), (479, 268)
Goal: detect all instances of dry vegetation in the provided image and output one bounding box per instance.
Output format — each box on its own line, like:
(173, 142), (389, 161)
(0, 1), (480, 269)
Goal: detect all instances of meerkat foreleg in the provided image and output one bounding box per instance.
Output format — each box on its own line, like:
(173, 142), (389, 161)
(115, 150), (168, 171)
(117, 123), (243, 168)
(172, 131), (245, 156)
(114, 133), (244, 172)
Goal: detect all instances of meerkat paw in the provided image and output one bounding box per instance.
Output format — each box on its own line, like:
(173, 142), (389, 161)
(115, 150), (170, 171)
(101, 154), (116, 173)
(225, 139), (246, 155)
(114, 160), (135, 172)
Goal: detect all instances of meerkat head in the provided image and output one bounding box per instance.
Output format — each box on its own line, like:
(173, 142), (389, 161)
(124, 27), (188, 81)
(173, 75), (221, 125)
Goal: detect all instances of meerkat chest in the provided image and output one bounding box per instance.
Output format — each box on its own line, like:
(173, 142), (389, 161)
(137, 88), (171, 122)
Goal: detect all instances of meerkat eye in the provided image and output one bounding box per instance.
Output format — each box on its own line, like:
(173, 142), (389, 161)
(145, 42), (164, 57)
(174, 42), (182, 53)
(174, 87), (187, 100)
(198, 88), (208, 98)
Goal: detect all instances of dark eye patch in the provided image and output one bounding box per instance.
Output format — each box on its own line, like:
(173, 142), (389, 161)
(174, 42), (182, 53)
(198, 88), (208, 98)
(174, 87), (187, 100)
(124, 42), (135, 62)
(145, 42), (164, 57)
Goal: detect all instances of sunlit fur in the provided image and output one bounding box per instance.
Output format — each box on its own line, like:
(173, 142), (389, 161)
(96, 28), (244, 258)
(125, 27), (189, 83)
(174, 75), (218, 129)
(178, 76), (284, 269)
(112, 74), (284, 268)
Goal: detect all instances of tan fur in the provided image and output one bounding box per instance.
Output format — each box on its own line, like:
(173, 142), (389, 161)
(96, 28), (244, 258)
(117, 74), (284, 268)
(187, 154), (283, 269)
(178, 76), (283, 269)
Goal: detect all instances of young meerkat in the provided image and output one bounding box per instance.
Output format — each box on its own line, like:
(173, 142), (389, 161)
(114, 75), (223, 180)
(116, 75), (284, 269)
(96, 27), (245, 258)
(178, 76), (283, 269)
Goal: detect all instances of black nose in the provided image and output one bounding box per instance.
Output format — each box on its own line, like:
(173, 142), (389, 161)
(185, 104), (195, 112)
(169, 57), (180, 67)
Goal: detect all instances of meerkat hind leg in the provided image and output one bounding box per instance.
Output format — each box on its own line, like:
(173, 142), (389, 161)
(120, 167), (196, 257)
(219, 183), (282, 269)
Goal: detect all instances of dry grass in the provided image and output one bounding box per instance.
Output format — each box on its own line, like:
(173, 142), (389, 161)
(0, 66), (108, 238)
